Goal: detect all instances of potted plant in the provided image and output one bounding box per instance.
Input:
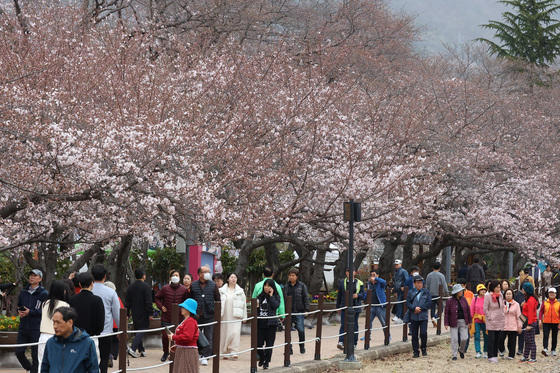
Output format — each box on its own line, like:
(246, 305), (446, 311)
(0, 315), (19, 346)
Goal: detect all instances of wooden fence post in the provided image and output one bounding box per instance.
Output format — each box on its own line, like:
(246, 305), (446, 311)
(364, 289), (372, 350)
(213, 301), (221, 373)
(250, 298), (258, 373)
(437, 285), (443, 335)
(402, 286), (408, 342)
(118, 307), (128, 373)
(168, 303), (179, 373)
(314, 294), (323, 360)
(384, 287), (391, 346)
(284, 295), (293, 367)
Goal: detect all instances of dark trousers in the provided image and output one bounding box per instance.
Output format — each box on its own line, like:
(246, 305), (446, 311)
(338, 309), (359, 346)
(543, 323), (559, 351)
(257, 325), (277, 364)
(430, 298), (438, 319)
(161, 321), (173, 354)
(292, 314), (305, 351)
(410, 320), (427, 354)
(199, 319), (214, 358)
(518, 331), (525, 353)
(523, 322), (537, 359)
(395, 289), (405, 319)
(16, 329), (40, 373)
(131, 321), (147, 352)
(110, 327), (119, 359)
(502, 330), (517, 358)
(98, 335), (112, 373)
(487, 330), (500, 358)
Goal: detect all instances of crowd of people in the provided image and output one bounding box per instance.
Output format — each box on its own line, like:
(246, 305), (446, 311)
(7, 258), (560, 372)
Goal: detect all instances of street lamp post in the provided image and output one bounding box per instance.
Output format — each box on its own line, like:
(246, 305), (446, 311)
(343, 199), (361, 362)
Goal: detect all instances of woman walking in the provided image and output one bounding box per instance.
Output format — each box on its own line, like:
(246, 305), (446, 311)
(444, 284), (471, 360)
(502, 289), (522, 359)
(484, 280), (504, 363)
(257, 279), (280, 370)
(471, 284), (488, 358)
(520, 282), (539, 363)
(169, 298), (199, 373)
(38, 280), (70, 369)
(220, 273), (247, 359)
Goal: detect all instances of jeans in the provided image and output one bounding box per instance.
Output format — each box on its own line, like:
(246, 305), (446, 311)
(410, 320), (427, 354)
(473, 322), (487, 353)
(543, 323), (559, 351)
(368, 306), (386, 328)
(292, 314), (305, 345)
(395, 289), (405, 319)
(430, 298), (438, 320)
(16, 329), (40, 373)
(339, 309), (360, 346)
(199, 319), (214, 358)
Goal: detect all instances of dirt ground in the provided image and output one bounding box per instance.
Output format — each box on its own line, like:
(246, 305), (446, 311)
(362, 332), (559, 373)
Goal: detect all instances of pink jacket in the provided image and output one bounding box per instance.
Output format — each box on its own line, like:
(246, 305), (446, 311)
(503, 300), (522, 331)
(484, 292), (505, 331)
(470, 296), (485, 323)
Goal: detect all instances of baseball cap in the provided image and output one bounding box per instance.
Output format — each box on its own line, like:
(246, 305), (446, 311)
(30, 269), (43, 278)
(394, 259), (402, 265)
(549, 287), (557, 293)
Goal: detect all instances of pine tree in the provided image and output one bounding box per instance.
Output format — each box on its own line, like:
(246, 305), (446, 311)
(477, 0), (560, 67)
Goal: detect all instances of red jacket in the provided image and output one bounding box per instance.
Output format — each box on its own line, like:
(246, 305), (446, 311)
(172, 316), (198, 347)
(522, 296), (539, 325)
(155, 284), (189, 322)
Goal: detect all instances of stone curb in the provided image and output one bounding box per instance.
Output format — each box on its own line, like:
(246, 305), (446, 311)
(267, 333), (450, 372)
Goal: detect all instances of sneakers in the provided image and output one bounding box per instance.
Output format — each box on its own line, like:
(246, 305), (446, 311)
(519, 357), (529, 362)
(127, 347), (140, 358)
(337, 342), (344, 350)
(452, 356), (457, 361)
(392, 316), (403, 323)
(475, 352), (481, 359)
(516, 351), (522, 356)
(499, 352), (504, 357)
(552, 350), (557, 356)
(482, 352), (488, 358)
(506, 356), (514, 360)
(488, 357), (498, 363)
(139, 351), (146, 357)
(160, 352), (169, 362)
(200, 358), (209, 366)
(527, 359), (537, 363)
(542, 348), (549, 356)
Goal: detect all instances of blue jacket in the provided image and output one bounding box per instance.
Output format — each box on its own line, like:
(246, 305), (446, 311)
(41, 327), (99, 373)
(366, 277), (387, 305)
(394, 268), (409, 290)
(17, 285), (48, 331)
(406, 287), (432, 322)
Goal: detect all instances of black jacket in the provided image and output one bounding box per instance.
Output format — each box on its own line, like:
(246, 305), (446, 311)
(17, 285), (48, 331)
(125, 280), (153, 328)
(285, 281), (309, 313)
(69, 289), (105, 336)
(467, 263), (485, 284)
(257, 291), (280, 328)
(191, 280), (220, 322)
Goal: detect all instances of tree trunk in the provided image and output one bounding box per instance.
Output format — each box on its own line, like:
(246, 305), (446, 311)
(379, 237), (399, 285)
(106, 235), (133, 299)
(309, 247), (327, 295)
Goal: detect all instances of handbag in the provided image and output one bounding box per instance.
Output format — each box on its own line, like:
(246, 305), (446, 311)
(197, 329), (210, 349)
(518, 314), (528, 329)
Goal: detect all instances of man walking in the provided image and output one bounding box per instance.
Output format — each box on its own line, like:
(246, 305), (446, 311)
(407, 275), (432, 358)
(466, 257), (485, 291)
(125, 269), (153, 358)
(425, 262), (449, 327)
(40, 306), (99, 373)
(336, 268), (365, 350)
(364, 270), (387, 342)
(69, 272), (104, 359)
(285, 268), (310, 354)
(16, 269), (48, 373)
(91, 264), (120, 373)
(190, 266), (220, 366)
(393, 260), (408, 323)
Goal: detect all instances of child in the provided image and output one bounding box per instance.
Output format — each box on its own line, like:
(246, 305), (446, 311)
(257, 279), (280, 370)
(539, 287), (560, 356)
(444, 284), (471, 360)
(169, 298), (199, 373)
(502, 289), (521, 359)
(470, 284), (488, 358)
(520, 282), (539, 363)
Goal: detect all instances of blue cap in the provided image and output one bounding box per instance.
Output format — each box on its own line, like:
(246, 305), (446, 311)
(179, 298), (198, 315)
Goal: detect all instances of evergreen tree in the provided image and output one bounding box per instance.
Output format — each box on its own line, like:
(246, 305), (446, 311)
(477, 0), (560, 67)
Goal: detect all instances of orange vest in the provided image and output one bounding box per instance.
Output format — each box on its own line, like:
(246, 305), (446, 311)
(542, 299), (560, 324)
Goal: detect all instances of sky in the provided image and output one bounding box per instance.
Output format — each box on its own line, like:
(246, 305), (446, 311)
(387, 0), (508, 54)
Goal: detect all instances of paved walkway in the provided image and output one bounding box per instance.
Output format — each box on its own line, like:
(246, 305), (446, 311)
(5, 316), (440, 372)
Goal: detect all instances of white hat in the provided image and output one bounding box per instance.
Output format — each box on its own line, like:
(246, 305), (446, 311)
(394, 259), (402, 265)
(549, 287), (557, 293)
(451, 284), (465, 295)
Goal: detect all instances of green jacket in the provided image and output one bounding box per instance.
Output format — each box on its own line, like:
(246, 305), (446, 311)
(252, 278), (285, 316)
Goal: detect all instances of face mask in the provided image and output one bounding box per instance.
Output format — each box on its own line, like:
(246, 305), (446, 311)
(204, 273), (212, 281)
(170, 276), (180, 284)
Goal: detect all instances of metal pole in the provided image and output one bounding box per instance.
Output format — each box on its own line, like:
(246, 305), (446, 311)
(345, 200), (356, 361)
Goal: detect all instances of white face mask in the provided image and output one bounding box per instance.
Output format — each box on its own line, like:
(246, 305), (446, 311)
(204, 272), (212, 281)
(170, 276), (180, 284)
